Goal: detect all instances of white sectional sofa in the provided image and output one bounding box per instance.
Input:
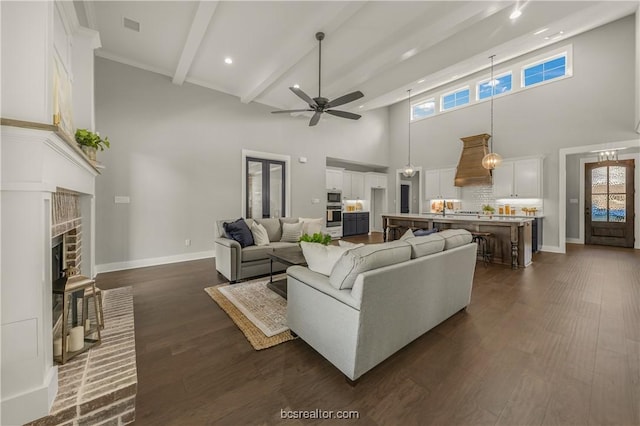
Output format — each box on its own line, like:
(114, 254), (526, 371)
(286, 229), (477, 381)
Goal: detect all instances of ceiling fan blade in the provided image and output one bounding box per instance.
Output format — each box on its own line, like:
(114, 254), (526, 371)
(290, 87), (317, 107)
(271, 109), (314, 114)
(326, 110), (361, 120)
(309, 111), (322, 126)
(325, 91), (364, 109)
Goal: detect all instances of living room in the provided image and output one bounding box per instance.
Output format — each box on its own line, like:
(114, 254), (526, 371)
(2, 1), (640, 425)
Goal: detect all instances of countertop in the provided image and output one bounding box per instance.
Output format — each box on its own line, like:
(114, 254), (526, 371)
(382, 213), (534, 226)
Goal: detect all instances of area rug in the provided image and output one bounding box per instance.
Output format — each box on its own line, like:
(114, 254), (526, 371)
(205, 275), (295, 350)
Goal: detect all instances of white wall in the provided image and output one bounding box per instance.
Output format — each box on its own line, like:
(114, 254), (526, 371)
(94, 58), (389, 269)
(388, 15), (639, 250)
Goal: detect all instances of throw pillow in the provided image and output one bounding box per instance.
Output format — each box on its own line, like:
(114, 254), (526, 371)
(280, 221), (303, 242)
(250, 222), (270, 246)
(400, 229), (415, 240)
(299, 217), (323, 235)
(223, 218), (254, 248)
(414, 228), (438, 236)
(300, 242), (349, 276)
(338, 240), (365, 250)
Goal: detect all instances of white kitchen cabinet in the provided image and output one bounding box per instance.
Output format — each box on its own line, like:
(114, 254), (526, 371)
(326, 168), (343, 191)
(492, 158), (542, 198)
(365, 173), (388, 189)
(342, 171), (365, 199)
(492, 158), (543, 198)
(424, 168), (461, 200)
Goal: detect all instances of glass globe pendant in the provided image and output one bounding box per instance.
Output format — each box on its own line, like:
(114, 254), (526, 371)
(403, 88), (416, 177)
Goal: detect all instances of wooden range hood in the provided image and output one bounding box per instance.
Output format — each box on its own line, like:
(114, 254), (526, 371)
(454, 133), (492, 187)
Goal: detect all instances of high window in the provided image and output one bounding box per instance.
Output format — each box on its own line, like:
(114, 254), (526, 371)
(441, 87), (470, 111)
(411, 98), (436, 120)
(477, 72), (512, 100)
(523, 54), (567, 87)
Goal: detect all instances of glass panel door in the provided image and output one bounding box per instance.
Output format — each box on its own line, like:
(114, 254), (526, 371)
(246, 157), (285, 219)
(585, 159), (635, 247)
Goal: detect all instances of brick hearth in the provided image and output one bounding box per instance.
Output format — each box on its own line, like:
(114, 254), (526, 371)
(27, 287), (137, 426)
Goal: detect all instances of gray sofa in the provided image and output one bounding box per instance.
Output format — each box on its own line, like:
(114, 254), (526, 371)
(286, 229), (477, 381)
(215, 217), (299, 282)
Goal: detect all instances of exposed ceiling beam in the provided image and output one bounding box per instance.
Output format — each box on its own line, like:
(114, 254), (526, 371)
(321, 1), (514, 104)
(82, 0), (98, 30)
(172, 1), (219, 86)
(240, 1), (368, 105)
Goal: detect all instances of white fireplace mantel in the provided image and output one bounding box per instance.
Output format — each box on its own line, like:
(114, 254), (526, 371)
(1, 124), (98, 425)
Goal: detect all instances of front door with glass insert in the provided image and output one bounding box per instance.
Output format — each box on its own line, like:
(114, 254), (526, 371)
(585, 159), (635, 247)
(246, 157), (285, 219)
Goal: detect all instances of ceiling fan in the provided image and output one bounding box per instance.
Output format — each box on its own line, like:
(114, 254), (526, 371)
(271, 32), (364, 127)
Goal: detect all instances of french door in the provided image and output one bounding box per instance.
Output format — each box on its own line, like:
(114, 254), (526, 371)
(246, 157), (285, 219)
(585, 159), (635, 247)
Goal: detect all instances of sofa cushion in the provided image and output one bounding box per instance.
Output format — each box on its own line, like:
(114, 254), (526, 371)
(329, 240), (412, 290)
(255, 218), (281, 242)
(439, 229), (472, 250)
(241, 245), (273, 262)
(405, 234), (445, 259)
(280, 222), (303, 242)
(250, 222), (270, 246)
(300, 242), (349, 276)
(338, 240), (364, 250)
(223, 218), (254, 248)
(299, 217), (323, 235)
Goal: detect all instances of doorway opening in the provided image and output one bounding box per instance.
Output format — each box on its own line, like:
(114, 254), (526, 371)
(585, 159), (635, 247)
(400, 183), (411, 214)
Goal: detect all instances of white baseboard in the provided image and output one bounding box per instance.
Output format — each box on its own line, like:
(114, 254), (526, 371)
(96, 250), (215, 274)
(565, 238), (583, 244)
(540, 245), (564, 253)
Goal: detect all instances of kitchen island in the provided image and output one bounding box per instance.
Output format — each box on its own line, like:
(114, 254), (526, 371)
(382, 213), (534, 269)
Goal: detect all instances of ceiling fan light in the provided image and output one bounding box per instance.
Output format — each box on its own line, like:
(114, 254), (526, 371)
(482, 152), (503, 170)
(402, 164), (416, 178)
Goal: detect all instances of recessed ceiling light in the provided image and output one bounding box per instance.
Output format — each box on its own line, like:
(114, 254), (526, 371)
(293, 84), (300, 89)
(224, 57), (233, 65)
(509, 9), (522, 20)
(417, 79), (425, 84)
(534, 28), (549, 35)
(359, 105), (364, 108)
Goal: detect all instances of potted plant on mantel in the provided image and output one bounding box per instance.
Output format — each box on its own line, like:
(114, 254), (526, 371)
(74, 129), (110, 162)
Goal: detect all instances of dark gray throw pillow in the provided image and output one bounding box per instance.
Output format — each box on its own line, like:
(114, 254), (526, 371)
(223, 218), (254, 248)
(414, 228), (438, 236)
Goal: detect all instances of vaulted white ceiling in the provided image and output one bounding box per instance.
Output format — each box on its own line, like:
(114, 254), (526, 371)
(77, 1), (637, 114)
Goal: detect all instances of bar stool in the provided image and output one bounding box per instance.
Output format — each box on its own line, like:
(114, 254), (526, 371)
(471, 232), (492, 266)
(386, 224), (401, 241)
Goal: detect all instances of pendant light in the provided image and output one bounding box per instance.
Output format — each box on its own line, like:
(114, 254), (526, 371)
(402, 89), (416, 178)
(482, 55), (503, 170)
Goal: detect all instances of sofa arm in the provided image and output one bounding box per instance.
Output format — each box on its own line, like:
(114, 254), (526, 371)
(215, 237), (241, 282)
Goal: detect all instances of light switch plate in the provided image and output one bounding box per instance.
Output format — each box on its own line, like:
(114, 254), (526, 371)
(115, 196), (130, 204)
(569, 198), (579, 204)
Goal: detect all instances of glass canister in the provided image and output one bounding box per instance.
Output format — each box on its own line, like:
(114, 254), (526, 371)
(498, 205), (504, 215)
(505, 204), (510, 215)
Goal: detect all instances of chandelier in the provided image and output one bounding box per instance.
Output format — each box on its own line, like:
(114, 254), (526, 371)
(482, 55), (503, 170)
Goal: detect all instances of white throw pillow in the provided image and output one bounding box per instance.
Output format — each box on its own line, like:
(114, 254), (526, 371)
(300, 241), (349, 276)
(250, 222), (270, 246)
(280, 221), (304, 242)
(338, 240), (365, 250)
(299, 217), (323, 235)
(400, 229), (415, 240)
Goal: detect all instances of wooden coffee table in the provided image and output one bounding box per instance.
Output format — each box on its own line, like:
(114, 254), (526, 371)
(267, 247), (306, 299)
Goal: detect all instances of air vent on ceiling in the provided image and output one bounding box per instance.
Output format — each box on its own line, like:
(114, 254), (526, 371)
(123, 17), (140, 32)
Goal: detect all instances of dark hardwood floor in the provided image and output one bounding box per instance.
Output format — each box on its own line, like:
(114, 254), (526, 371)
(96, 234), (640, 425)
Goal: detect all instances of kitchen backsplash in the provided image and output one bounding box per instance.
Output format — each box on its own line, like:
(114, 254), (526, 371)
(424, 184), (544, 214)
